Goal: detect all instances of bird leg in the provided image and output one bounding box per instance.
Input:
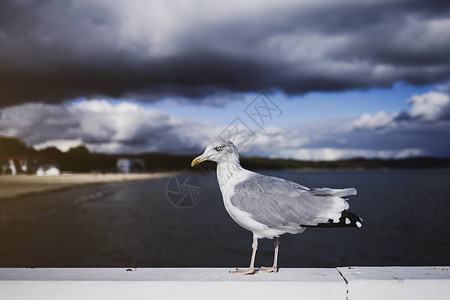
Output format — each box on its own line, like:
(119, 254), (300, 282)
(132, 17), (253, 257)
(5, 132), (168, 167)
(230, 235), (258, 275)
(259, 237), (279, 273)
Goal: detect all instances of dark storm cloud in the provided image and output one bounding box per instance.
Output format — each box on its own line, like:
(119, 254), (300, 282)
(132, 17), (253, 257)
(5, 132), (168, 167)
(0, 0), (450, 107)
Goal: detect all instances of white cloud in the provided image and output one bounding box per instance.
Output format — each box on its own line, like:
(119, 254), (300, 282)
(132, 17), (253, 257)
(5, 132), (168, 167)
(292, 147), (424, 161)
(0, 100), (215, 153)
(245, 126), (310, 156)
(33, 139), (83, 152)
(408, 91), (450, 122)
(394, 148), (424, 158)
(352, 111), (399, 131)
(351, 90), (450, 132)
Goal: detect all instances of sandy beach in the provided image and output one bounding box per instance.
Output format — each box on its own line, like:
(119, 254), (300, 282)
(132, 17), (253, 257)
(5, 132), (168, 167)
(0, 173), (175, 199)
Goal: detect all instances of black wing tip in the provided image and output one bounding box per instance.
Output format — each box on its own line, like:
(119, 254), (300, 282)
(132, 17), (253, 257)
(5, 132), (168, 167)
(303, 210), (363, 228)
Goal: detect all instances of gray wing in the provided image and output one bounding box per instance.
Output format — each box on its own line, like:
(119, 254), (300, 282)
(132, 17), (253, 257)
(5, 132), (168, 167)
(230, 174), (356, 229)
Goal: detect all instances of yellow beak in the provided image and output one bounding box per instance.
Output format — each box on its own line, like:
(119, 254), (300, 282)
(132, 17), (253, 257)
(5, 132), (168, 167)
(191, 155), (208, 167)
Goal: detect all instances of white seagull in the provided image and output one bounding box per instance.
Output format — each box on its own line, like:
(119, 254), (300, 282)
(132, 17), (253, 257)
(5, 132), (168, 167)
(191, 138), (362, 275)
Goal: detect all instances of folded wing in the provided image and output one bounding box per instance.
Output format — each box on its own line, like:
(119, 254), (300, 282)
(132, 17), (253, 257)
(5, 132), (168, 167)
(230, 174), (361, 230)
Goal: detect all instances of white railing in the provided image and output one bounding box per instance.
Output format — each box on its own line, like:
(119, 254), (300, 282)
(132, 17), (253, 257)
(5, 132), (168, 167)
(0, 267), (448, 300)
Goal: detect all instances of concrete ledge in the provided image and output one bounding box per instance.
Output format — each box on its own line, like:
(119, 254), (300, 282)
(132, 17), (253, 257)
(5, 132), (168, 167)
(338, 266), (450, 300)
(0, 268), (346, 300)
(0, 267), (449, 300)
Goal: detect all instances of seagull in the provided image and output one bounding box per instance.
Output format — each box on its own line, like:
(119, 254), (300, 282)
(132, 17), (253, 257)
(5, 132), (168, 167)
(191, 138), (362, 275)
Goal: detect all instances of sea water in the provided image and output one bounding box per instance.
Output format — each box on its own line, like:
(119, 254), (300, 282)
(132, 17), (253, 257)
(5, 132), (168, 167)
(0, 169), (448, 268)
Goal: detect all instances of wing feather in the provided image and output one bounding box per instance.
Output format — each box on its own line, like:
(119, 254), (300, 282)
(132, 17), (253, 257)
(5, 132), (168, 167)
(230, 174), (356, 229)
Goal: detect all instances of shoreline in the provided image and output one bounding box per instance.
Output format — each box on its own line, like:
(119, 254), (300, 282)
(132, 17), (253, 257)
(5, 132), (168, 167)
(0, 173), (176, 200)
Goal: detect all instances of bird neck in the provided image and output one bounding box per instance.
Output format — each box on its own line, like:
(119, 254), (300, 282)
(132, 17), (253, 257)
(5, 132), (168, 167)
(216, 158), (246, 186)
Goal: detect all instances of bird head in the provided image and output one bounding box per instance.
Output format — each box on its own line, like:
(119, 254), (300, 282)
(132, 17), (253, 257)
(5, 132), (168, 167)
(191, 138), (239, 167)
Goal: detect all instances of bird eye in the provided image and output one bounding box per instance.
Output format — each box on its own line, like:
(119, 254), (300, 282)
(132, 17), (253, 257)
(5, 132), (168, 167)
(214, 146), (223, 151)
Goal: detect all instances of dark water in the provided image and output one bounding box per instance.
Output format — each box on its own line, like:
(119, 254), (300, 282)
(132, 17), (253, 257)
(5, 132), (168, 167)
(0, 169), (449, 268)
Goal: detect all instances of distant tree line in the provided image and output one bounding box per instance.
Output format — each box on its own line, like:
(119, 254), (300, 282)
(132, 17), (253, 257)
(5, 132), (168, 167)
(1, 135), (449, 174)
(0, 135), (196, 174)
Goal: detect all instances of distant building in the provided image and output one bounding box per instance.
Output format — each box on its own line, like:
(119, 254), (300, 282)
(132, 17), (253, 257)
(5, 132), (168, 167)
(1, 156), (43, 175)
(19, 159), (28, 173)
(117, 158), (146, 173)
(36, 165), (61, 176)
(4, 159), (17, 175)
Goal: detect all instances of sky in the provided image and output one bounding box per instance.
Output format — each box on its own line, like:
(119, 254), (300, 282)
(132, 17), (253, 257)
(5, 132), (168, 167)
(0, 0), (449, 160)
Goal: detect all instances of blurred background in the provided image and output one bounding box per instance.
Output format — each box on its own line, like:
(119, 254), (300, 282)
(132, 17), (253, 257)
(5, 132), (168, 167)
(0, 0), (449, 268)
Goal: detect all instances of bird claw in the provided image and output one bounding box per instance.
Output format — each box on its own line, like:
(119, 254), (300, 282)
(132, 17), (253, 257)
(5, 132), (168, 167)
(259, 266), (278, 273)
(230, 268), (257, 275)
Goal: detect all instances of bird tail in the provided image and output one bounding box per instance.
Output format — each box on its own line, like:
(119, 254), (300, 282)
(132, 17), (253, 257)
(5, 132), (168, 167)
(302, 187), (362, 228)
(304, 210), (363, 228)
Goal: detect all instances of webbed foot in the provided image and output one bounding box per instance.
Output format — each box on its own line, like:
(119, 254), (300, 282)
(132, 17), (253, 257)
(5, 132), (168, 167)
(230, 268), (257, 275)
(259, 266), (278, 273)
